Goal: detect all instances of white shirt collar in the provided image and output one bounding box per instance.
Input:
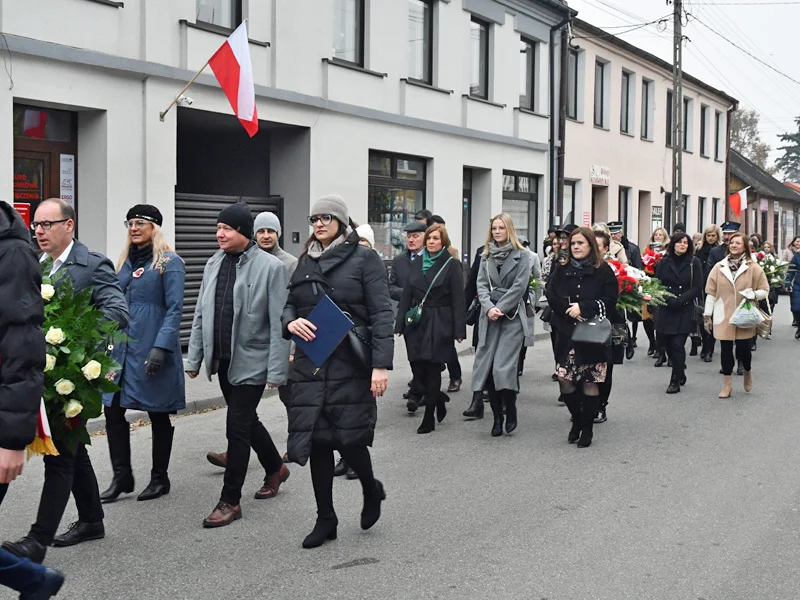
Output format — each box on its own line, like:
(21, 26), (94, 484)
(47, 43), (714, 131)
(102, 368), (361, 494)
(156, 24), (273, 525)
(41, 240), (75, 275)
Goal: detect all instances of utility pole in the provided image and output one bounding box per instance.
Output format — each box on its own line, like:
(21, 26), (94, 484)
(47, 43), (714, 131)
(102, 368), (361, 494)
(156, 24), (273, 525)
(670, 0), (684, 229)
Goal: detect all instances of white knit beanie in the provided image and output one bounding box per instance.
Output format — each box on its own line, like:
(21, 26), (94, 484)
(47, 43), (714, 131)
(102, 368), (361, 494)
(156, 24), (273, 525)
(355, 224), (375, 248)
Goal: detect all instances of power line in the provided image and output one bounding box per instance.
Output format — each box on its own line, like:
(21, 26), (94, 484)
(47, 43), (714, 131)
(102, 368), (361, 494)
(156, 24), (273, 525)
(693, 2), (800, 5)
(572, 16), (671, 39)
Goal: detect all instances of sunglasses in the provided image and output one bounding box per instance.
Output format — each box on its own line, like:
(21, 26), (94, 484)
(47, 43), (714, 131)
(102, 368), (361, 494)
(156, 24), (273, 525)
(308, 214), (333, 225)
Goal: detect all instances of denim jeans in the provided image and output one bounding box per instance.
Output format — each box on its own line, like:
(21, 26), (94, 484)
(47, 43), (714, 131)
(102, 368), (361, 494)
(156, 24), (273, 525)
(0, 548), (45, 594)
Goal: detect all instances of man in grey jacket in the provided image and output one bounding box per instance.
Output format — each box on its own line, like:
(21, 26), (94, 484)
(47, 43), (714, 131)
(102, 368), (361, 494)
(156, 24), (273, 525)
(254, 211), (297, 278)
(186, 203), (291, 529)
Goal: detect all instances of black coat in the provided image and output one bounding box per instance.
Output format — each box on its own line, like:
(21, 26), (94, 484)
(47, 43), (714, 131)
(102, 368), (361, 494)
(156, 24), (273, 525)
(695, 243), (718, 279)
(707, 244), (727, 274)
(653, 254), (703, 335)
(282, 231), (393, 465)
(546, 260), (619, 366)
(388, 251), (414, 302)
(465, 246), (485, 348)
(0, 201), (46, 450)
(395, 253), (466, 362)
(622, 237), (643, 270)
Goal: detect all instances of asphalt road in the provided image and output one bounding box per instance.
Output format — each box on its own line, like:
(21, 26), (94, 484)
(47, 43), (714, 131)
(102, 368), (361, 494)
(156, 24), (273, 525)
(2, 308), (799, 600)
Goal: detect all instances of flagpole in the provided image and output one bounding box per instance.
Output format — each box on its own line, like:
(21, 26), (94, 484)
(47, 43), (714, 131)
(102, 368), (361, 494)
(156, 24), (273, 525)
(159, 60), (210, 122)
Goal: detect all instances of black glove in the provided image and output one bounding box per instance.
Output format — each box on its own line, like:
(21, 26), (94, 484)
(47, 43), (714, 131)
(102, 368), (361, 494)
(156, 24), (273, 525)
(145, 347), (167, 376)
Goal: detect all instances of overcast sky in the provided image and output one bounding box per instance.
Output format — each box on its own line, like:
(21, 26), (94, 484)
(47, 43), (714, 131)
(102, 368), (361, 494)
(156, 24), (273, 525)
(566, 0), (800, 167)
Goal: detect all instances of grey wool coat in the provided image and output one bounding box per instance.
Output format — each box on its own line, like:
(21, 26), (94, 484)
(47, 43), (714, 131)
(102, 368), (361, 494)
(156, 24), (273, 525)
(472, 248), (533, 393)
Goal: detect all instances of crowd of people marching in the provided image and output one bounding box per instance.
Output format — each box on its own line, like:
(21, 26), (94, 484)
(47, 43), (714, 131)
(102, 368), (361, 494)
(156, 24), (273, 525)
(1, 194), (799, 597)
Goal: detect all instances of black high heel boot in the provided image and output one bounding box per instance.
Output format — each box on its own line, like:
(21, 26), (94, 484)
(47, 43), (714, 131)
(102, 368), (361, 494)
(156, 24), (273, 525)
(463, 391), (485, 419)
(578, 396), (598, 448)
(490, 399), (504, 437)
(100, 418), (134, 504)
(654, 349), (667, 367)
(562, 392), (581, 443)
(302, 514), (338, 549)
(138, 424), (174, 501)
(503, 391), (517, 434)
(417, 402), (436, 434)
(436, 392), (448, 423)
(361, 479), (386, 530)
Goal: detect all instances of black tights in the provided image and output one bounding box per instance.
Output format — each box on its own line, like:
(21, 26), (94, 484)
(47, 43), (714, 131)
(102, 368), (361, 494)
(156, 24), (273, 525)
(720, 340), (752, 375)
(643, 320), (656, 347)
(309, 443), (375, 517)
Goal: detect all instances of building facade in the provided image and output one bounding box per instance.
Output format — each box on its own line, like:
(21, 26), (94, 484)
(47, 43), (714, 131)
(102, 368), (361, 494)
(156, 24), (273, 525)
(562, 19), (737, 246)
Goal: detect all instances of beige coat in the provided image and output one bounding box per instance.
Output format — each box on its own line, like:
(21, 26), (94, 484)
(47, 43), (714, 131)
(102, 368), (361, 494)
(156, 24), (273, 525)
(704, 259), (769, 341)
(610, 240), (629, 264)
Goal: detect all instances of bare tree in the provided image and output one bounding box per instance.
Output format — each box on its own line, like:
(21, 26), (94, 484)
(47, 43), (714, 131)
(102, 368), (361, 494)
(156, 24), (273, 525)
(730, 108), (774, 173)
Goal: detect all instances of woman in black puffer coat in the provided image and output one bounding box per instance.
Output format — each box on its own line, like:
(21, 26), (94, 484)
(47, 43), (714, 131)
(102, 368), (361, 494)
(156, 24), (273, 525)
(282, 194), (393, 549)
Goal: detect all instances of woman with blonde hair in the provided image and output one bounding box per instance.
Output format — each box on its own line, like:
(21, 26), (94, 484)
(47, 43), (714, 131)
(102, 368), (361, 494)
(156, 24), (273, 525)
(472, 214), (533, 436)
(704, 232), (769, 398)
(642, 227), (669, 359)
(100, 205), (186, 503)
(695, 225), (721, 361)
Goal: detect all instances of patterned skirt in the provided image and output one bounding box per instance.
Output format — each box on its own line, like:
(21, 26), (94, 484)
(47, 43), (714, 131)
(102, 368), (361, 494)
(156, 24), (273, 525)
(556, 349), (608, 384)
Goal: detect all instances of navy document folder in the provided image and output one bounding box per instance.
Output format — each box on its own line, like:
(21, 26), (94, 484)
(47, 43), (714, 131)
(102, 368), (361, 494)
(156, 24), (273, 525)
(292, 294), (354, 368)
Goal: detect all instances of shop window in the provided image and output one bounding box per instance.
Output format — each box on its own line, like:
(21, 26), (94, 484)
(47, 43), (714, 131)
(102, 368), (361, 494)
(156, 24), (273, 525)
(13, 106), (73, 143)
(368, 151), (427, 259)
(502, 171), (539, 249)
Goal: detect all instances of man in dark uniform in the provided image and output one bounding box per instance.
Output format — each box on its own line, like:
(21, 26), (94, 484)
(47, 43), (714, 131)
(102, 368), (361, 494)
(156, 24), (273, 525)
(388, 222), (427, 412)
(706, 221), (742, 373)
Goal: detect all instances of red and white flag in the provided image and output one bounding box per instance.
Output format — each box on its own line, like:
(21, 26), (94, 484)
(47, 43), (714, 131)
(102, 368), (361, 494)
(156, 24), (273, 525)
(728, 187), (749, 217)
(208, 22), (258, 137)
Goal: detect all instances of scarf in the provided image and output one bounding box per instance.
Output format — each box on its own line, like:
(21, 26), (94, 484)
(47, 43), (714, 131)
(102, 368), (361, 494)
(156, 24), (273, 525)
(727, 253), (746, 273)
(129, 243), (153, 270)
(570, 257), (593, 270)
(422, 249), (445, 274)
(306, 228), (351, 259)
(488, 241), (513, 268)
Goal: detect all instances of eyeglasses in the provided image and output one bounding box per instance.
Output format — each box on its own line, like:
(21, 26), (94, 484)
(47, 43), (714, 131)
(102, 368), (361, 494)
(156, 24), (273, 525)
(124, 219), (151, 229)
(308, 214), (333, 226)
(558, 235), (568, 241)
(31, 219), (69, 231)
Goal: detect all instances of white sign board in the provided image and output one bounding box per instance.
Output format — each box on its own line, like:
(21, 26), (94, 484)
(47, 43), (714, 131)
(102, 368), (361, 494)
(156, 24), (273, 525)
(60, 154), (75, 207)
(590, 164), (610, 186)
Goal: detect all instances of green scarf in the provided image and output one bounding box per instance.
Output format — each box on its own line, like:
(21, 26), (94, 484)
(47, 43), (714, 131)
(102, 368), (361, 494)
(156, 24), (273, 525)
(422, 249), (445, 274)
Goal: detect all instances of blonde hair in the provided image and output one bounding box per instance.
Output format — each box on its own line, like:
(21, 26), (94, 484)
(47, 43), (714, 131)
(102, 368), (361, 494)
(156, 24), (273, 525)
(483, 213), (523, 255)
(702, 224), (722, 246)
(116, 224), (177, 273)
(592, 222), (611, 236)
(650, 227), (669, 245)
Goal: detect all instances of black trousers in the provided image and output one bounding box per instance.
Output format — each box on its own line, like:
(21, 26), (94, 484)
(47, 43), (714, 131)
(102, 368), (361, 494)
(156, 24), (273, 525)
(701, 327), (716, 355)
(104, 396), (173, 474)
(446, 346), (462, 381)
(28, 440), (104, 546)
(720, 340), (752, 375)
(217, 360), (283, 506)
(661, 333), (688, 380)
(309, 442), (375, 517)
(410, 361), (443, 406)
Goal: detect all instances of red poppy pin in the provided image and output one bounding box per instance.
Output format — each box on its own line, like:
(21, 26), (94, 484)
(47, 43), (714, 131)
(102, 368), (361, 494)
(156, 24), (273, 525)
(132, 268), (145, 278)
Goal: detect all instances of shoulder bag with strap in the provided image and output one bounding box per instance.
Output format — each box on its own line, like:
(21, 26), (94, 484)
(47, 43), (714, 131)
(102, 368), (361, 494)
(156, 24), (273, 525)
(572, 300), (612, 346)
(405, 256), (454, 328)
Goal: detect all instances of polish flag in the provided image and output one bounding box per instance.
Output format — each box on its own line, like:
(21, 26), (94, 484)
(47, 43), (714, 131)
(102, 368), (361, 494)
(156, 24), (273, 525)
(208, 22), (258, 137)
(728, 187), (749, 217)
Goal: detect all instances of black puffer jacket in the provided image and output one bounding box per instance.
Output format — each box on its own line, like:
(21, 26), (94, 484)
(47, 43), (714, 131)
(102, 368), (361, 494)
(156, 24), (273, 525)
(653, 253), (703, 335)
(0, 201), (46, 450)
(282, 230), (393, 465)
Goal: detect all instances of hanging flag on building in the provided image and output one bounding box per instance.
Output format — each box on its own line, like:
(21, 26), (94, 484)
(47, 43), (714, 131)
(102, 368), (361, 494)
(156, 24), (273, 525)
(728, 187), (749, 217)
(208, 22), (258, 137)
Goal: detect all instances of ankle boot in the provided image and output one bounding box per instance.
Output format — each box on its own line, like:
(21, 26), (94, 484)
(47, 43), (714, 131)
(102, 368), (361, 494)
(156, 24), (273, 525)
(489, 399), (504, 437)
(666, 376), (681, 394)
(360, 479), (386, 530)
(100, 419), (134, 504)
(138, 423), (174, 501)
(578, 396), (598, 448)
(562, 392), (581, 443)
(417, 402), (436, 434)
(137, 471), (171, 501)
(654, 349), (667, 367)
(743, 370), (753, 392)
(719, 375), (733, 398)
(690, 338), (700, 356)
(503, 391), (517, 434)
(302, 514), (338, 549)
(463, 391), (485, 419)
(436, 392), (448, 423)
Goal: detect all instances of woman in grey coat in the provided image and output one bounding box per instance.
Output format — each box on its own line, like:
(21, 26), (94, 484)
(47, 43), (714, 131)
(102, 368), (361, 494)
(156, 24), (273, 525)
(472, 214), (533, 437)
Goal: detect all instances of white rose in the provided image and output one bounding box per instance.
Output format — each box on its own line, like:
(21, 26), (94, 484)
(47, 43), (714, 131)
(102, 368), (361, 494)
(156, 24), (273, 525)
(54, 378), (75, 396)
(64, 400), (83, 419)
(45, 327), (66, 345)
(81, 360), (102, 381)
(44, 354), (57, 372)
(41, 284), (55, 301)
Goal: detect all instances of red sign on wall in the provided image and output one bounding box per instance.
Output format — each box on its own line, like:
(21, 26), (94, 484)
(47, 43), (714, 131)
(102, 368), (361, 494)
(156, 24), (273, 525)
(13, 202), (31, 229)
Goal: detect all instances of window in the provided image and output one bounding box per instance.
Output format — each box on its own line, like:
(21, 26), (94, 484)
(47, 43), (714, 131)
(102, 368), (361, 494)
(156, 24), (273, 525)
(683, 97), (694, 152)
(680, 194), (689, 226)
(698, 196), (706, 229)
(714, 110), (723, 160)
(712, 197), (720, 225)
(562, 181), (576, 226)
(567, 49), (579, 120)
(368, 151), (426, 259)
(470, 18), (489, 99)
(774, 208), (779, 246)
(519, 38), (537, 110)
(619, 187), (631, 225)
(700, 105), (710, 156)
(333, 0), (364, 66)
(196, 0), (241, 29)
(664, 192), (672, 231)
(761, 210), (768, 241)
(502, 171), (539, 249)
(620, 71), (632, 134)
(408, 0), (433, 83)
(641, 79), (654, 140)
(666, 90), (673, 147)
(594, 60), (607, 128)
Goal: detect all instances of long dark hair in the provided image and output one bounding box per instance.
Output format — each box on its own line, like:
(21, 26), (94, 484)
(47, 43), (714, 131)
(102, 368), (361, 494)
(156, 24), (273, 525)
(562, 227), (604, 268)
(666, 232), (694, 258)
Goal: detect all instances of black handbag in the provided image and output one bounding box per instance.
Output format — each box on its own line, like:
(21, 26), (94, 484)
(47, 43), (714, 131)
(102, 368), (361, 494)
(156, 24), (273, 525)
(572, 300), (612, 347)
(539, 304), (552, 323)
(465, 297), (480, 326)
(347, 326), (373, 369)
(405, 256), (453, 328)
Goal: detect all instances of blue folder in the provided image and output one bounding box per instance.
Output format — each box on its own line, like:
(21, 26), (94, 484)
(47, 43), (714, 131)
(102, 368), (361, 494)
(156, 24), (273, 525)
(292, 294), (354, 368)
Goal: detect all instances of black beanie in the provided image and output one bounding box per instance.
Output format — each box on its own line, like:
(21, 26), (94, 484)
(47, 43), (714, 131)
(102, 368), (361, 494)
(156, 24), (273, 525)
(217, 203), (254, 240)
(127, 204), (163, 227)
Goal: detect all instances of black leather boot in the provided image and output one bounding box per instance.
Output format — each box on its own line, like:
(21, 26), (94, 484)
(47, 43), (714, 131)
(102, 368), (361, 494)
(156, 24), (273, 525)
(654, 349), (667, 367)
(578, 396), (598, 448)
(417, 402), (436, 434)
(100, 418), (134, 504)
(138, 423), (174, 501)
(562, 391), (581, 443)
(690, 337), (700, 356)
(489, 398), (504, 437)
(503, 391), (518, 434)
(463, 391), (485, 419)
(436, 392), (448, 423)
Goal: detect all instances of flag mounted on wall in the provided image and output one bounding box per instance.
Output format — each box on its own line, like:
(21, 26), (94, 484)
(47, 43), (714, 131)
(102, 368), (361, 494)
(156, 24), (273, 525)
(728, 187), (749, 217)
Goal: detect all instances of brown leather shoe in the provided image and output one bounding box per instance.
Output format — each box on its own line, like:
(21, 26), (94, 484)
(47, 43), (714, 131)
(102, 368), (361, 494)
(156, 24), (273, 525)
(202, 502), (242, 528)
(206, 451), (227, 468)
(255, 464), (290, 499)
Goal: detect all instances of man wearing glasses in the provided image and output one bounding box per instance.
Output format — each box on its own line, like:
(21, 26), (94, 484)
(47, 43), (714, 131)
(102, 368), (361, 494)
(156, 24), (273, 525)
(2, 198), (128, 564)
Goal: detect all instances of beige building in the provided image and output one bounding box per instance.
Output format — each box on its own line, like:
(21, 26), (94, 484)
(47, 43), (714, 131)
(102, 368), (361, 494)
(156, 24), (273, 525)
(561, 19), (737, 245)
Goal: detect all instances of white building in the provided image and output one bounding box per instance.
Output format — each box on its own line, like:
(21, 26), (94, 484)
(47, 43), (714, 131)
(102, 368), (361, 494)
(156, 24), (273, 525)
(562, 19), (738, 245)
(2, 0), (574, 339)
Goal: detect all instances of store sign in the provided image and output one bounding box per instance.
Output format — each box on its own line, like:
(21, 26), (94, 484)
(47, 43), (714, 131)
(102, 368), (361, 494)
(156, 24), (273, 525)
(13, 202), (31, 229)
(651, 206), (663, 230)
(583, 211), (591, 226)
(774, 201), (780, 212)
(60, 154), (75, 207)
(13, 171), (41, 203)
(590, 164), (610, 186)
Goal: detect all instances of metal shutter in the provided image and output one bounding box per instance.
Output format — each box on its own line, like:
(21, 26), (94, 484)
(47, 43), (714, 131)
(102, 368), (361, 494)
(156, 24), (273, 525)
(175, 193), (283, 348)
